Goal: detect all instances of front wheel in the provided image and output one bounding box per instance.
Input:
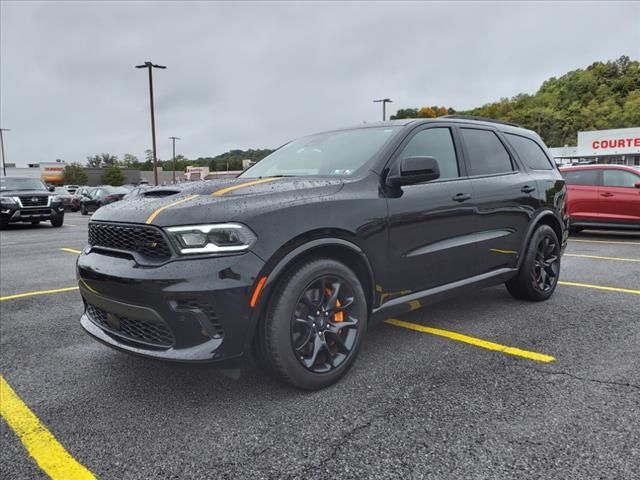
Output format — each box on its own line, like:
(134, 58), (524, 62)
(259, 258), (367, 390)
(51, 215), (64, 228)
(80, 204), (88, 215)
(506, 225), (560, 301)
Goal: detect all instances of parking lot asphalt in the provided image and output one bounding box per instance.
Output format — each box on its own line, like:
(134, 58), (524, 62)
(1, 213), (639, 479)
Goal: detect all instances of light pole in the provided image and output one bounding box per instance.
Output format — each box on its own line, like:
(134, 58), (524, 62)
(169, 136), (180, 184)
(373, 98), (393, 121)
(136, 61), (166, 185)
(0, 128), (10, 177)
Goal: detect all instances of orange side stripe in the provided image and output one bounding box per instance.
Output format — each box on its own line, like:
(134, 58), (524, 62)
(250, 276), (268, 308)
(145, 195), (199, 224)
(212, 178), (280, 197)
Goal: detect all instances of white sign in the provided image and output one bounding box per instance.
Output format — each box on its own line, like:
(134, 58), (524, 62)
(577, 127), (640, 156)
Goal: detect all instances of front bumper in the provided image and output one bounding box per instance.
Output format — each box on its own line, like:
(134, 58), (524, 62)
(77, 248), (265, 363)
(1, 204), (64, 223)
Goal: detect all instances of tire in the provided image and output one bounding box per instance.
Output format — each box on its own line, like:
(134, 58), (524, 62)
(506, 225), (561, 301)
(51, 214), (64, 228)
(258, 257), (368, 390)
(0, 217), (8, 229)
(81, 204), (88, 215)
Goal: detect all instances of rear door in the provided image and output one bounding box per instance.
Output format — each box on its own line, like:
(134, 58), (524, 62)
(562, 169), (601, 220)
(458, 127), (535, 274)
(599, 169), (640, 223)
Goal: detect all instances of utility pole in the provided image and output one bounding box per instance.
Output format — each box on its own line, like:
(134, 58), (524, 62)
(373, 98), (393, 121)
(0, 128), (10, 177)
(169, 136), (180, 184)
(136, 61), (166, 185)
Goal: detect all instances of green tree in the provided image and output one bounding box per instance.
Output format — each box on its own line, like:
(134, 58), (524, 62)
(122, 153), (140, 169)
(63, 162), (88, 185)
(101, 164), (125, 186)
(86, 155), (102, 168)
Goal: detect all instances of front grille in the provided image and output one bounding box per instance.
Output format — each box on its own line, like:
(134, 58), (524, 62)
(88, 222), (172, 259)
(86, 304), (175, 348)
(173, 299), (224, 338)
(18, 208), (51, 216)
(19, 196), (49, 207)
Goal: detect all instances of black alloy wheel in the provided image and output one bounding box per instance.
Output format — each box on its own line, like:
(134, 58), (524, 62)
(506, 224), (561, 301)
(532, 234), (559, 292)
(258, 257), (367, 390)
(291, 275), (359, 374)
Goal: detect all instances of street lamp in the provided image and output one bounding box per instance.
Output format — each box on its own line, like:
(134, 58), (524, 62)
(373, 98), (393, 121)
(0, 128), (10, 177)
(169, 136), (180, 184)
(136, 61), (166, 186)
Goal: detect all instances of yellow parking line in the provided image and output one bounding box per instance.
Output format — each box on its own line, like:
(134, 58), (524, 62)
(558, 281), (640, 295)
(569, 239), (640, 246)
(0, 375), (96, 480)
(0, 287), (79, 302)
(60, 248), (81, 254)
(564, 253), (640, 262)
(384, 318), (555, 363)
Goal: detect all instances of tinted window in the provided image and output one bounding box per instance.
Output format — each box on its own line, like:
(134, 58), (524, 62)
(505, 134), (553, 170)
(461, 128), (513, 175)
(562, 170), (599, 186)
(398, 128), (459, 179)
(602, 169), (640, 188)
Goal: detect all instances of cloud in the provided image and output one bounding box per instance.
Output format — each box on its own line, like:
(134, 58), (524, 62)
(1, 0), (638, 165)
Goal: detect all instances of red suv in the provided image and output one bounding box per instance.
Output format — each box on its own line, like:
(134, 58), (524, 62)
(559, 164), (640, 232)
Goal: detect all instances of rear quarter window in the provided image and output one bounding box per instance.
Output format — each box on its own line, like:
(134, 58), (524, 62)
(505, 133), (553, 170)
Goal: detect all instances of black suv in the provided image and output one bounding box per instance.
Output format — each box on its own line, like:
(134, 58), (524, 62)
(0, 177), (65, 228)
(77, 117), (567, 389)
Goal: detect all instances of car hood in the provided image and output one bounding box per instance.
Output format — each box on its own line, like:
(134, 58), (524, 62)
(91, 177), (345, 226)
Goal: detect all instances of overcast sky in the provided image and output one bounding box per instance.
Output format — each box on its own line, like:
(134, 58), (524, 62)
(1, 1), (639, 166)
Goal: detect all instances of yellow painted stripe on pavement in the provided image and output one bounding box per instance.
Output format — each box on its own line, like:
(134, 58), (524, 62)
(212, 177), (280, 196)
(145, 194), (199, 224)
(0, 287), (79, 302)
(385, 318), (555, 363)
(558, 281), (640, 295)
(565, 253), (640, 263)
(0, 375), (96, 480)
(569, 239), (640, 246)
(60, 248), (81, 255)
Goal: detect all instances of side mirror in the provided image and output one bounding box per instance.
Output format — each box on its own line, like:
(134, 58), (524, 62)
(387, 156), (440, 188)
(48, 185), (55, 192)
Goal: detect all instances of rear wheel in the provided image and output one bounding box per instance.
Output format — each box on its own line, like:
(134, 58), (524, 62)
(506, 225), (560, 301)
(259, 258), (367, 390)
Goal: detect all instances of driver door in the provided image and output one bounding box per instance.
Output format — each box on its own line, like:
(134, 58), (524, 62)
(386, 125), (478, 299)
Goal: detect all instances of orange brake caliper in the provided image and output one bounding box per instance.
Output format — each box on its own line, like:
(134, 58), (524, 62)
(326, 288), (344, 322)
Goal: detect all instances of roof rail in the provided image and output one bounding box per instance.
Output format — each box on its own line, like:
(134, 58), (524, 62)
(441, 115), (522, 128)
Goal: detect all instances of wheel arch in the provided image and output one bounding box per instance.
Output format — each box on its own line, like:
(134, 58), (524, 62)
(517, 209), (564, 269)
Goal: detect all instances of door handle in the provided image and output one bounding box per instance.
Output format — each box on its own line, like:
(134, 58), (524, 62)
(521, 185), (536, 193)
(452, 193), (471, 202)
(600, 192), (614, 197)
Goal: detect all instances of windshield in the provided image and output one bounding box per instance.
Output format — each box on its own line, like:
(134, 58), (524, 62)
(0, 177), (48, 192)
(105, 187), (130, 194)
(241, 127), (400, 178)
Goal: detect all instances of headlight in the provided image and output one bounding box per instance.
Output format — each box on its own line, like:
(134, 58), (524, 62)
(165, 223), (257, 255)
(0, 196), (18, 206)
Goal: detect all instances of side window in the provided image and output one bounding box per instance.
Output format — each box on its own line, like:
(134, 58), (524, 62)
(398, 128), (459, 180)
(602, 169), (639, 188)
(505, 133), (553, 170)
(460, 128), (514, 176)
(562, 170), (599, 186)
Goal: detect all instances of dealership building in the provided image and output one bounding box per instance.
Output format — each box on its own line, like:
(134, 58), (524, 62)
(549, 126), (640, 166)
